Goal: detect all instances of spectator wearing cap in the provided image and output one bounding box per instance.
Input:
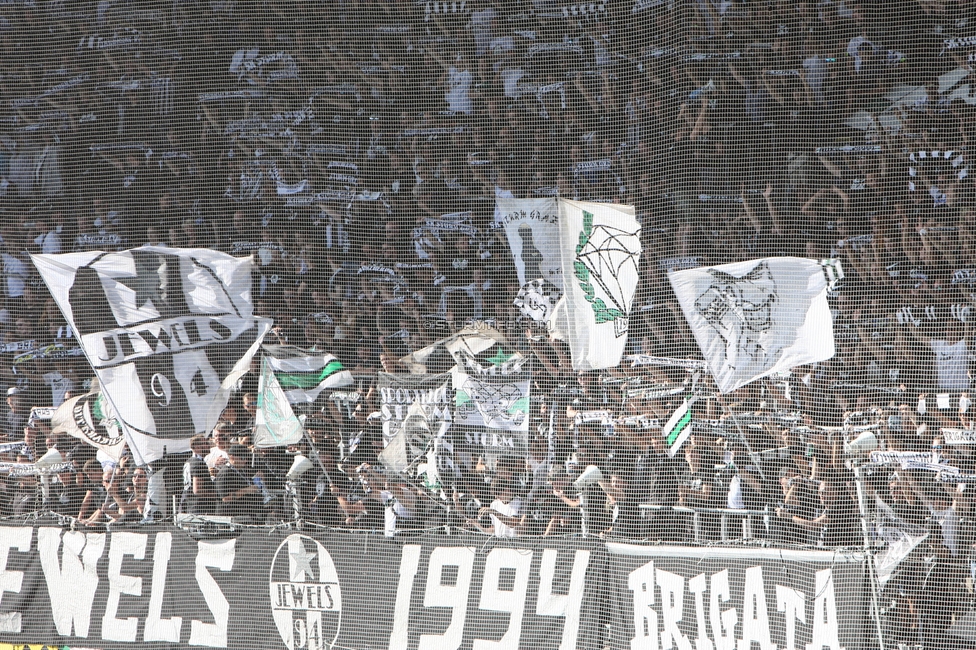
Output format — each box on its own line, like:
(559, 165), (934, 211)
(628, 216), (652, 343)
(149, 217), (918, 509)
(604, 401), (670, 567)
(4, 387), (27, 441)
(215, 444), (263, 521)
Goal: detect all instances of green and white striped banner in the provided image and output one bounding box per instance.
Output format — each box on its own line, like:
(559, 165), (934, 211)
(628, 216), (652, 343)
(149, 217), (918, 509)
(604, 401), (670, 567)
(663, 397), (695, 458)
(263, 344), (354, 403)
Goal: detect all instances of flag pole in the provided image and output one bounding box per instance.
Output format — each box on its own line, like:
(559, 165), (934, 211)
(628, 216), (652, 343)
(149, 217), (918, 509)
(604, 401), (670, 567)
(714, 391), (768, 482)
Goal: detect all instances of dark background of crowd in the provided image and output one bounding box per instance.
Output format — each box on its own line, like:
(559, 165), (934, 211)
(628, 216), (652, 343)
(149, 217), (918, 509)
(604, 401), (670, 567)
(0, 0), (974, 641)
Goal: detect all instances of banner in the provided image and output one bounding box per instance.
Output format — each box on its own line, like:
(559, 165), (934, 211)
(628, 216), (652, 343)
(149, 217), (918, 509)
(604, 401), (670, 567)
(558, 200), (641, 370)
(669, 258), (838, 393)
(452, 370), (530, 432)
(262, 345), (353, 404)
(0, 524), (604, 650)
(377, 372), (452, 446)
(32, 247), (273, 463)
(378, 399), (438, 473)
(496, 198), (563, 288)
(606, 543), (870, 650)
(253, 356), (304, 449)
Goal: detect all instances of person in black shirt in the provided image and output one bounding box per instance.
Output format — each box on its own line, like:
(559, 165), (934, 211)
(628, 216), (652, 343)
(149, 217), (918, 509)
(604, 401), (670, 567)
(181, 435), (217, 515)
(605, 466), (643, 540)
(777, 478), (860, 548)
(51, 466), (85, 517)
(215, 445), (263, 522)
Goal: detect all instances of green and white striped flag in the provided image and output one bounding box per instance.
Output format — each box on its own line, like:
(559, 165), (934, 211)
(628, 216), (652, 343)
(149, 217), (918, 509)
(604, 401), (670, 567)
(263, 344), (354, 403)
(663, 398), (695, 458)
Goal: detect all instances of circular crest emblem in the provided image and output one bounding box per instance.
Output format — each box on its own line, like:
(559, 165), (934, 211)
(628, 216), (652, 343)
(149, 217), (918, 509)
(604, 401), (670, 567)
(269, 534), (342, 650)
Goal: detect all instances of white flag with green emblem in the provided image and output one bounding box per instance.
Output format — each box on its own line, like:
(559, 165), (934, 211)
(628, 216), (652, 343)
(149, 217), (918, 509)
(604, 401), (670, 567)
(51, 380), (126, 461)
(452, 369), (531, 432)
(663, 398), (695, 458)
(557, 200), (642, 370)
(253, 355), (304, 448)
(262, 344), (353, 403)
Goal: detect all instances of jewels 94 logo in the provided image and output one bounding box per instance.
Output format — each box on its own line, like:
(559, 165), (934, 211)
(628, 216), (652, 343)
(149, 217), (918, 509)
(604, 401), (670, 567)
(270, 534), (342, 650)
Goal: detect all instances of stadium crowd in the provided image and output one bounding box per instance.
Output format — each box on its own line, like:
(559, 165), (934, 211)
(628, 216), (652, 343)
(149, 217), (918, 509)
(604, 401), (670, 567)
(0, 0), (974, 642)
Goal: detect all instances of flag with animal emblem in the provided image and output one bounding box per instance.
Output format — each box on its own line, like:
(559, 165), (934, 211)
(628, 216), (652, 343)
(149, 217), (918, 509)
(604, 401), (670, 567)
(51, 379), (126, 461)
(662, 398), (695, 458)
(32, 246), (272, 463)
(452, 368), (531, 432)
(668, 257), (840, 394)
(558, 200), (642, 370)
(377, 372), (452, 447)
(262, 344), (354, 403)
(253, 355), (304, 448)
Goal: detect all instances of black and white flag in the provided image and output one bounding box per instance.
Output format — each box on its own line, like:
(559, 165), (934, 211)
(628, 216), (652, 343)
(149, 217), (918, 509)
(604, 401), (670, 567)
(669, 257), (838, 393)
(514, 278), (562, 322)
(32, 246), (272, 463)
(452, 369), (530, 433)
(377, 372), (452, 447)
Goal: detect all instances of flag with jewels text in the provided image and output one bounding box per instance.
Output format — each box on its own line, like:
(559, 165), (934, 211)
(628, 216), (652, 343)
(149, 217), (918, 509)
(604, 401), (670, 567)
(32, 246), (272, 463)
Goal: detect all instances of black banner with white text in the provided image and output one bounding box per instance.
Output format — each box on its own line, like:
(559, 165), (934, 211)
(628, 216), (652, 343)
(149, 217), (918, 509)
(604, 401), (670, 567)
(0, 524), (871, 649)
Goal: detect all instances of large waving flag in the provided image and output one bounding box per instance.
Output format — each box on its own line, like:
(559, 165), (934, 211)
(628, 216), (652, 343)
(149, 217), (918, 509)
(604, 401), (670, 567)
(262, 344), (354, 403)
(668, 257), (840, 393)
(558, 200), (641, 370)
(496, 197), (564, 288)
(32, 246), (272, 463)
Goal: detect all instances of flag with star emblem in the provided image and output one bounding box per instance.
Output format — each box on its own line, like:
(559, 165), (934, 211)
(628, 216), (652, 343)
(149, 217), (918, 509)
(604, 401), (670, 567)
(399, 325), (524, 375)
(32, 246), (272, 463)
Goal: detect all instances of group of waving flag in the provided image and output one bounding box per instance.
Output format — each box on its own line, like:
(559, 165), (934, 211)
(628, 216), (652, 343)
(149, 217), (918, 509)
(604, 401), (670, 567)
(28, 198), (840, 470)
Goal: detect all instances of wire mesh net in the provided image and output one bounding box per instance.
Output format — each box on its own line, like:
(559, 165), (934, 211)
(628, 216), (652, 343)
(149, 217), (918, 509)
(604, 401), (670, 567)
(0, 1), (974, 649)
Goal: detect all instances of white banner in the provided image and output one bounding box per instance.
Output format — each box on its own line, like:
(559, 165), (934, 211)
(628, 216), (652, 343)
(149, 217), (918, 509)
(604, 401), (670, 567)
(496, 197), (564, 288)
(669, 257), (837, 393)
(452, 370), (530, 432)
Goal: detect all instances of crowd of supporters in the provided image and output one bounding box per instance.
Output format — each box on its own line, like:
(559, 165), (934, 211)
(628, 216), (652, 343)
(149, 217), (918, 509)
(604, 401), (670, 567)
(0, 0), (975, 642)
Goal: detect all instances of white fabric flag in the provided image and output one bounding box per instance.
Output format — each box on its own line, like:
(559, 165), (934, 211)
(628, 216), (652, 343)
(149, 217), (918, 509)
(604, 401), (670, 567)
(253, 356), (305, 448)
(262, 344), (353, 403)
(557, 200), (641, 370)
(51, 382), (126, 461)
(669, 257), (837, 393)
(32, 246), (272, 463)
(452, 369), (530, 432)
(496, 197), (563, 288)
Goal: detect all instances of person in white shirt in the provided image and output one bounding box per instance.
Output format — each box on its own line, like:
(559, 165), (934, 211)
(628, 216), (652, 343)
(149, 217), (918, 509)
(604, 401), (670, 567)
(467, 480), (525, 537)
(204, 423), (234, 472)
